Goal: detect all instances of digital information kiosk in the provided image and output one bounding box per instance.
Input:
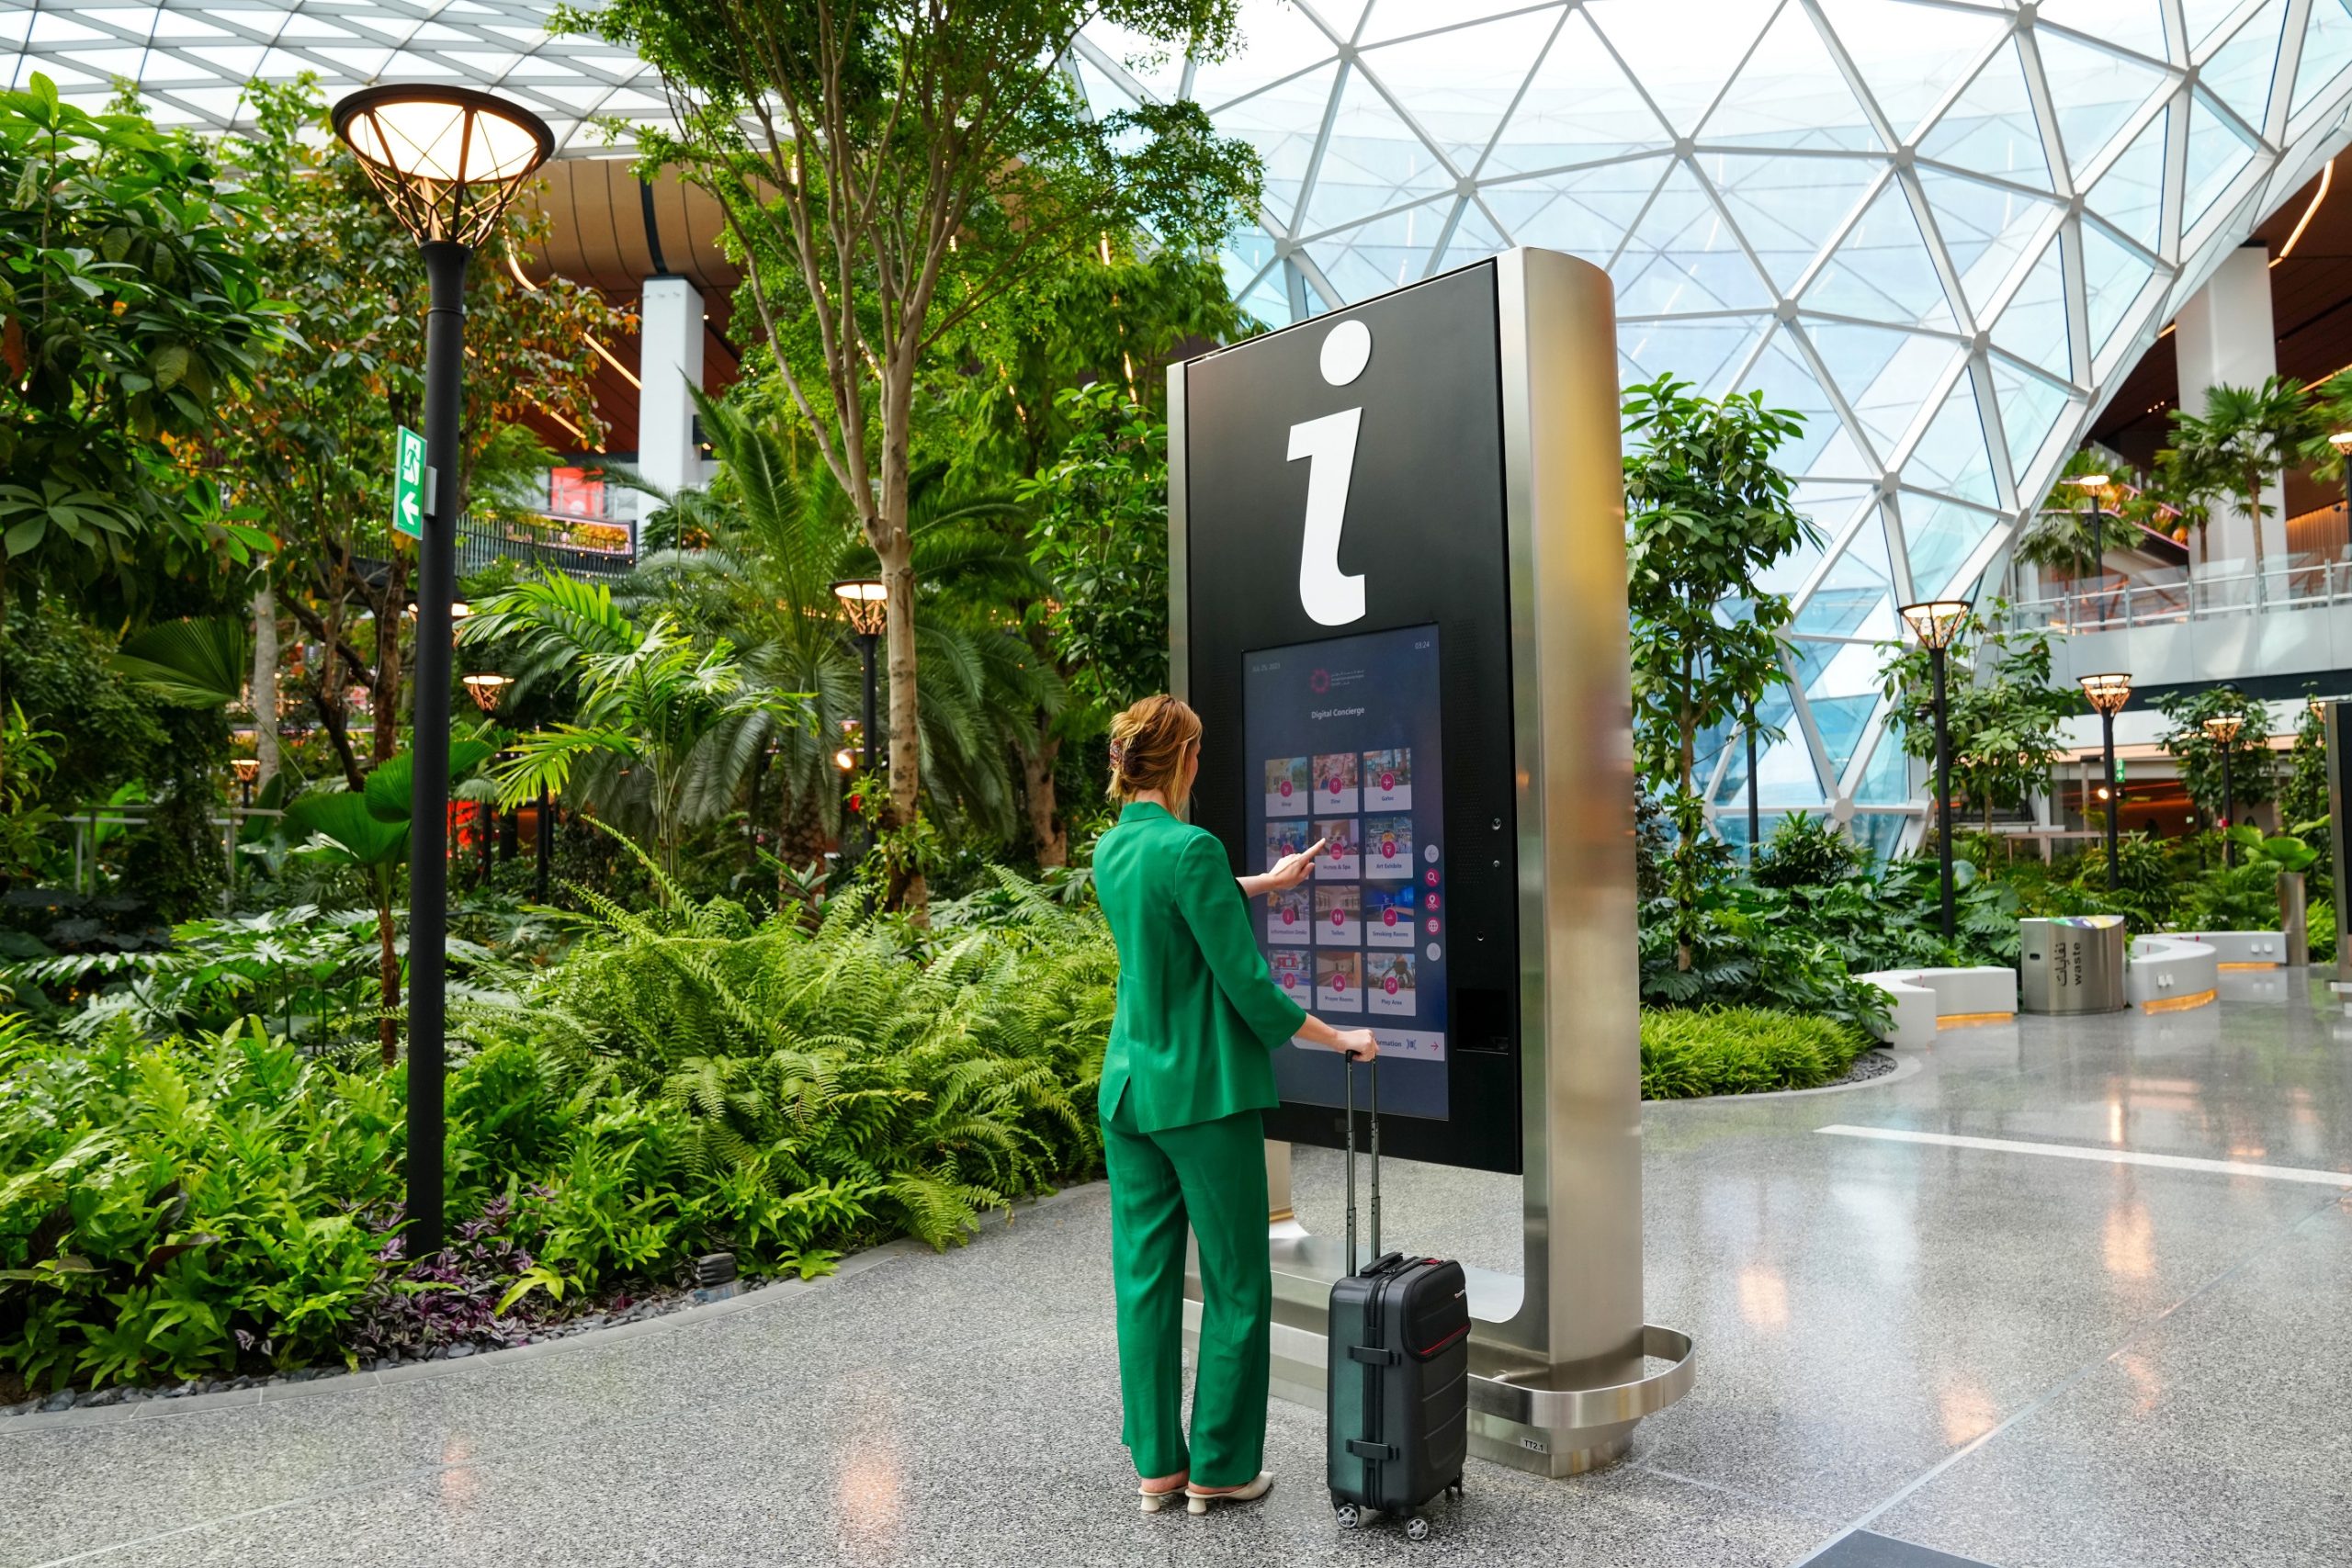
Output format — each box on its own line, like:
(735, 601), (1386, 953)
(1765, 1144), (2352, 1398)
(1171, 251), (1693, 1476)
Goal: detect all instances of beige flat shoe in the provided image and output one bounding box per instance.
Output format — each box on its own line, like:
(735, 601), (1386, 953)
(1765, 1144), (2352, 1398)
(1138, 1481), (1187, 1515)
(1185, 1472), (1273, 1514)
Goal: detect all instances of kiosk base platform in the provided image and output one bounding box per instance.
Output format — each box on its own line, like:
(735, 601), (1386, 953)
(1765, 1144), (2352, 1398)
(1185, 1223), (1695, 1479)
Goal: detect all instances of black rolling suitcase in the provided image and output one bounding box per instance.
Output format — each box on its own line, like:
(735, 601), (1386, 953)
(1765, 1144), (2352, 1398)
(1326, 1059), (1469, 1541)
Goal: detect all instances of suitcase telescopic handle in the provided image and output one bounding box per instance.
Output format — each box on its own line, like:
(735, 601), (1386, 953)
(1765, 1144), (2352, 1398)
(1342, 1052), (1382, 1275)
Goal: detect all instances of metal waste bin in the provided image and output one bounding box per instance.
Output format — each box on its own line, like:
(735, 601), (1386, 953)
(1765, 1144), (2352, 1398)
(2018, 915), (2127, 1014)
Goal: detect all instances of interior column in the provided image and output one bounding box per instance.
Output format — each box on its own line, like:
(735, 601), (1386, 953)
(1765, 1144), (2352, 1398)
(2173, 243), (2284, 576)
(637, 274), (705, 502)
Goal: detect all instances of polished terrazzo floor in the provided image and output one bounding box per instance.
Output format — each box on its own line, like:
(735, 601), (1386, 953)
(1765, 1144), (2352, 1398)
(8, 969), (2352, 1566)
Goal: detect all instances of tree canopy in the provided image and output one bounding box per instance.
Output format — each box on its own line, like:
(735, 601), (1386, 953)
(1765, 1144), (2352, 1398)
(558, 0), (1261, 907)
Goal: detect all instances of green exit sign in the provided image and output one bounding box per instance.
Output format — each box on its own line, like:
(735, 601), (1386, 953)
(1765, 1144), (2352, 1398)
(393, 425), (426, 540)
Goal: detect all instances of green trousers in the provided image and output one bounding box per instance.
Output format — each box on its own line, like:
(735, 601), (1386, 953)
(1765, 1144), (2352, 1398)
(1102, 1089), (1271, 1487)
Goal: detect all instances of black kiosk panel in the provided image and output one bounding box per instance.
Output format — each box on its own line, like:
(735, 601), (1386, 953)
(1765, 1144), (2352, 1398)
(1176, 260), (1521, 1175)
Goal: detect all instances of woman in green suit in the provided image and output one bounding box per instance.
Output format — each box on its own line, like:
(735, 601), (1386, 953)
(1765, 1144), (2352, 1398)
(1094, 694), (1378, 1517)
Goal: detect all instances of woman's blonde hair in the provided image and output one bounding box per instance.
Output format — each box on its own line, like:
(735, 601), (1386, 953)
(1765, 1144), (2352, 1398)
(1107, 694), (1202, 807)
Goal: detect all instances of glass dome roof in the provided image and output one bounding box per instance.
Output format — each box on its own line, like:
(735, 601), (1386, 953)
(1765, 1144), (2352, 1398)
(1070, 0), (2352, 849)
(1, 1), (659, 153)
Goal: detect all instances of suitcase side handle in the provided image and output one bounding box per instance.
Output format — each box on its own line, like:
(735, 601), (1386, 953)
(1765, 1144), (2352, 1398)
(1346, 1343), (1402, 1366)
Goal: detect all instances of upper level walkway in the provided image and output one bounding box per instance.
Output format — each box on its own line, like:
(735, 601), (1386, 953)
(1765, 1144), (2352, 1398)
(7, 972), (2349, 1567)
(2018, 553), (2352, 694)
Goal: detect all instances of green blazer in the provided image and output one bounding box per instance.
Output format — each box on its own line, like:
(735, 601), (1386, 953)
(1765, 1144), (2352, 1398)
(1096, 801), (1309, 1134)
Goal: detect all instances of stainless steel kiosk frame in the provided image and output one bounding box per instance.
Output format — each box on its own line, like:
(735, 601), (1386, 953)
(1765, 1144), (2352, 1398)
(1169, 248), (1693, 1477)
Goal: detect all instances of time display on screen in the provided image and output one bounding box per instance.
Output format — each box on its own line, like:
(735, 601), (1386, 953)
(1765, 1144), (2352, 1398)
(1244, 624), (1447, 1121)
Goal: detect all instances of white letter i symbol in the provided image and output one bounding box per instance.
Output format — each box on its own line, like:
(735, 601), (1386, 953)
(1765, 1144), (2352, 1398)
(1291, 320), (1373, 626)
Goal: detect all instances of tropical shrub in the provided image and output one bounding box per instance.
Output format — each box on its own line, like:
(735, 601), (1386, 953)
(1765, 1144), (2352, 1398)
(0, 872), (1116, 1394)
(1640, 1007), (1873, 1100)
(1751, 811), (1871, 890)
(0, 1020), (402, 1391)
(2064, 829), (2177, 931)
(2, 905), (503, 1051)
(1638, 891), (1893, 1041)
(2174, 861), (2288, 933)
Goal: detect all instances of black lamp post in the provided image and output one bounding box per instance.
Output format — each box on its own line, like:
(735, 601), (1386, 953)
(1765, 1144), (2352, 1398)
(334, 85), (551, 1258)
(831, 581), (886, 774)
(2204, 712), (2244, 863)
(2064, 471), (2111, 626)
(1902, 600), (1970, 942)
(1745, 701), (1760, 863)
(2081, 673), (2132, 891)
(231, 756), (258, 812)
(831, 580), (886, 858)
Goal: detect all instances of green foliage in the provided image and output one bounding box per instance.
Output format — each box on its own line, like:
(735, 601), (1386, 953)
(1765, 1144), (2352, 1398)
(110, 615), (248, 708)
(2161, 826), (2316, 935)
(6, 906), (438, 1049)
(0, 76), (281, 617)
(0, 600), (167, 807)
(0, 703), (62, 883)
(938, 239), (1250, 484)
(1638, 888), (1893, 1040)
(2009, 449), (2159, 582)
(1018, 383), (1174, 714)
(1751, 812), (1870, 890)
(2228, 822), (2319, 874)
(2, 600), (225, 916)
(2061, 829), (2176, 930)
(283, 739), (496, 1063)
(2174, 859), (2286, 933)
(467, 574), (809, 879)
(0, 1020), (401, 1390)
(1639, 1008), (1873, 1100)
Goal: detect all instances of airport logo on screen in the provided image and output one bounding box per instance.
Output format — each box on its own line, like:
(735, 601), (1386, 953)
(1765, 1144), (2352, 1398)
(1289, 319), (1373, 627)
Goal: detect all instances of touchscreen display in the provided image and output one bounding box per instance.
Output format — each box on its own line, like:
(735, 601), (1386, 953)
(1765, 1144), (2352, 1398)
(1244, 625), (1448, 1121)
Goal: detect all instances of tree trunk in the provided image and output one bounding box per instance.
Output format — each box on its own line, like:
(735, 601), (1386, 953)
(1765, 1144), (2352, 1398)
(2245, 468), (2268, 604)
(376, 888), (400, 1068)
(312, 680), (365, 791)
(372, 560), (408, 768)
(1673, 698), (1696, 972)
(776, 795), (830, 922)
(876, 377), (926, 918)
(250, 579), (281, 791)
(1023, 724), (1067, 869)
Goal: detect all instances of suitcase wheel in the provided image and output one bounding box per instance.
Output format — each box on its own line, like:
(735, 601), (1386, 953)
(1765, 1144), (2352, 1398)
(1334, 1503), (1362, 1531)
(1406, 1516), (1431, 1542)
